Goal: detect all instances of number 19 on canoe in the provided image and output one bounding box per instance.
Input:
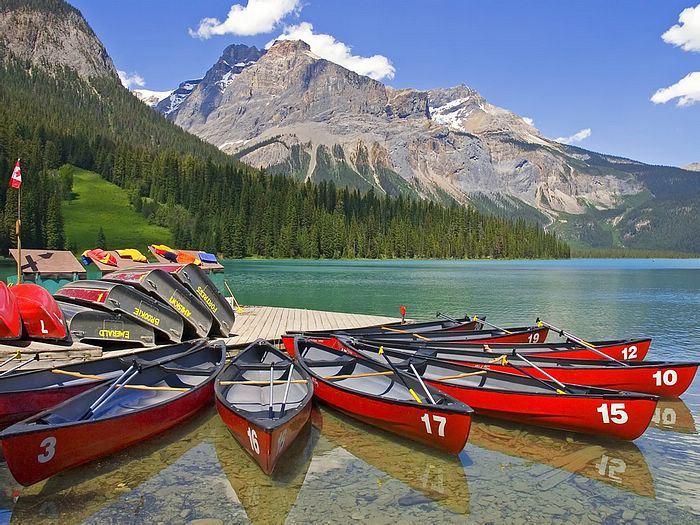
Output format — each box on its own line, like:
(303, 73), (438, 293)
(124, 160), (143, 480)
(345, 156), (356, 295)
(421, 414), (447, 437)
(597, 403), (628, 424)
(247, 427), (260, 454)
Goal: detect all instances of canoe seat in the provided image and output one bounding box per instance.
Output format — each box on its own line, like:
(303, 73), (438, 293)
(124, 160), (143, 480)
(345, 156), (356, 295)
(226, 383), (307, 412)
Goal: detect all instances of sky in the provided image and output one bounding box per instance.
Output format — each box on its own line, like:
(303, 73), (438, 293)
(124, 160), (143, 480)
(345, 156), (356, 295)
(69, 0), (700, 167)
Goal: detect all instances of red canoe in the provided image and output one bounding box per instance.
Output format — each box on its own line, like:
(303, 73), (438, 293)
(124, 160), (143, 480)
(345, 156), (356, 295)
(10, 283), (67, 340)
(0, 340), (225, 486)
(0, 340), (211, 429)
(294, 338), (474, 454)
(343, 339), (698, 398)
(341, 341), (658, 440)
(299, 336), (652, 363)
(0, 282), (21, 340)
(282, 325), (550, 356)
(215, 341), (314, 475)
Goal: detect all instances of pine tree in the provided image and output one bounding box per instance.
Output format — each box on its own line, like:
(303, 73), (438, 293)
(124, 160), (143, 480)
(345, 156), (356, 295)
(96, 226), (106, 248)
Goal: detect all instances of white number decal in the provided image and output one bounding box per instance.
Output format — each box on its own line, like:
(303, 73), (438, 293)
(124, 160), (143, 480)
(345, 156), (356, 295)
(40, 320), (49, 334)
(37, 436), (56, 463)
(247, 427), (260, 454)
(597, 403), (628, 424)
(621, 346), (638, 360)
(596, 453), (626, 482)
(652, 407), (677, 426)
(652, 370), (677, 386)
(421, 414), (447, 437)
(528, 333), (540, 343)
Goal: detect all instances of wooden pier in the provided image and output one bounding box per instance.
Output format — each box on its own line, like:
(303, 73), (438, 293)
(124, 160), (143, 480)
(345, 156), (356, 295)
(0, 305), (402, 371)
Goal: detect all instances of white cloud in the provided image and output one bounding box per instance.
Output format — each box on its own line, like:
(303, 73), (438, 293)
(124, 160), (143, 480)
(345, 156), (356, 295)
(268, 22), (395, 81)
(522, 117), (535, 127)
(555, 128), (592, 144)
(651, 71), (700, 106)
(118, 70), (145, 89)
(189, 0), (300, 38)
(662, 3), (700, 52)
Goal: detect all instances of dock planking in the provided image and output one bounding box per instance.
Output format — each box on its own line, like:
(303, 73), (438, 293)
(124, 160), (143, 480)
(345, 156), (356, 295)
(222, 305), (403, 347)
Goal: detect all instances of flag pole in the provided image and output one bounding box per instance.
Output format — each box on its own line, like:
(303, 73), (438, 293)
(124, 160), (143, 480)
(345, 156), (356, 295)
(15, 158), (21, 285)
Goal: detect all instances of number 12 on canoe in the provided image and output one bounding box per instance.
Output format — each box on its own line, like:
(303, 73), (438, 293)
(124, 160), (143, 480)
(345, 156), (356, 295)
(597, 403), (628, 424)
(247, 427), (260, 454)
(421, 414), (447, 437)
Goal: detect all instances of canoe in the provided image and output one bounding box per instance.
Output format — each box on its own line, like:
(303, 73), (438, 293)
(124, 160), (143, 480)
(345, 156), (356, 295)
(57, 299), (156, 347)
(288, 316), (485, 337)
(305, 336), (651, 362)
(146, 263), (235, 336)
(0, 282), (21, 340)
(103, 267), (214, 338)
(343, 341), (658, 440)
(341, 339), (695, 397)
(293, 338), (473, 454)
(215, 340), (314, 474)
(285, 325), (550, 353)
(0, 340), (210, 429)
(10, 283), (67, 340)
(55, 280), (184, 343)
(0, 339), (226, 486)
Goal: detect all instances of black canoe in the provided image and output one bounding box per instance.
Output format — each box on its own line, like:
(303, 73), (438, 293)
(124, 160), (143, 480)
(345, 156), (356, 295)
(57, 299), (156, 347)
(54, 280), (184, 343)
(0, 339), (226, 486)
(215, 340), (314, 474)
(103, 267), (214, 338)
(287, 315), (485, 337)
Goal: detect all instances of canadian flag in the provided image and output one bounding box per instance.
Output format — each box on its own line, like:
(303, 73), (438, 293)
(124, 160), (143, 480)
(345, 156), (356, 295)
(10, 160), (21, 189)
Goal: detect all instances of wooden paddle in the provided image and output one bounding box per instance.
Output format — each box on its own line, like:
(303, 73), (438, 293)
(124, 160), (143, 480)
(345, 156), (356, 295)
(380, 326), (431, 341)
(536, 318), (628, 366)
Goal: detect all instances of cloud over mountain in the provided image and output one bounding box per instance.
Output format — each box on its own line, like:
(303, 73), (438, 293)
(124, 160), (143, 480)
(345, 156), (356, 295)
(189, 0), (300, 38)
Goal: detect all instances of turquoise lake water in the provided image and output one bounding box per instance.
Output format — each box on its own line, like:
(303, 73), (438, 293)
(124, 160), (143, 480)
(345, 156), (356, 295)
(1, 258), (699, 523)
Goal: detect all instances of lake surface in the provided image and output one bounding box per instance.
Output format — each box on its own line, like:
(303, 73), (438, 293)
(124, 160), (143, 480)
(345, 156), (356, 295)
(2, 259), (699, 524)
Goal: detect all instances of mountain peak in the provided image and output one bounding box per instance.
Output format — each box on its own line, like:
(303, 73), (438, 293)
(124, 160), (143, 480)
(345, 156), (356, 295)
(267, 39), (312, 55)
(0, 0), (117, 81)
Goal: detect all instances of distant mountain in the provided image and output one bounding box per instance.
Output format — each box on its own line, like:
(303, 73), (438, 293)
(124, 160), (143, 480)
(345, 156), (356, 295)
(133, 89), (172, 107)
(151, 40), (700, 252)
(684, 162), (700, 172)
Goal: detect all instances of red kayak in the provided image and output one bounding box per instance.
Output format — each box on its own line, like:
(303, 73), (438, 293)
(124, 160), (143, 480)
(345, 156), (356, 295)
(282, 325), (550, 356)
(10, 283), (67, 340)
(343, 339), (698, 398)
(215, 341), (314, 475)
(0, 341), (209, 429)
(341, 340), (658, 440)
(0, 340), (225, 486)
(294, 338), (473, 454)
(0, 282), (21, 340)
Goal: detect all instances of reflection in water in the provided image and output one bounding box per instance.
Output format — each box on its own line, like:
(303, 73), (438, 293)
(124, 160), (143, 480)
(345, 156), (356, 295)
(650, 399), (697, 434)
(468, 416), (654, 497)
(312, 405), (470, 515)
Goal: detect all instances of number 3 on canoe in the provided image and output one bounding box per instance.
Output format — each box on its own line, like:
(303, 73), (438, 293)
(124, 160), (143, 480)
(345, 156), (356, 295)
(421, 414), (447, 437)
(247, 427), (260, 454)
(597, 403), (628, 424)
(37, 436), (56, 463)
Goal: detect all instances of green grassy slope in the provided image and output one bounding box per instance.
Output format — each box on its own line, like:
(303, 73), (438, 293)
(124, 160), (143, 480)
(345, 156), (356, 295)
(61, 167), (173, 254)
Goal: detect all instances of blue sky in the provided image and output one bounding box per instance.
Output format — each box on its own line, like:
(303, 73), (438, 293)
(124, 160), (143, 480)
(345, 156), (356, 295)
(69, 0), (700, 167)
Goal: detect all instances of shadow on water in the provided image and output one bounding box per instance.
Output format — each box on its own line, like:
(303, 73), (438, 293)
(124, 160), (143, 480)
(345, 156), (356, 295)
(468, 416), (655, 498)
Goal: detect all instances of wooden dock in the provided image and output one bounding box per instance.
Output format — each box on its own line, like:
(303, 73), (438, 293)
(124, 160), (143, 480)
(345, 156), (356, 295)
(223, 305), (402, 346)
(0, 305), (401, 371)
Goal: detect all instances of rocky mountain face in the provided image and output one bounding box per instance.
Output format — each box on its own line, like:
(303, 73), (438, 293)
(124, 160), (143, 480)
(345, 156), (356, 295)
(0, 0), (117, 81)
(149, 40), (699, 251)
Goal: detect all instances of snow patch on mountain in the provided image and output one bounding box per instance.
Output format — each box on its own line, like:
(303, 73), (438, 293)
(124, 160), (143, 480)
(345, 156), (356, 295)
(133, 89), (173, 107)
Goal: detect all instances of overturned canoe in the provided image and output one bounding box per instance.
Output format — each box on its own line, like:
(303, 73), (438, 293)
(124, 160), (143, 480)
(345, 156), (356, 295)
(54, 280), (184, 343)
(58, 300), (156, 347)
(10, 283), (67, 341)
(342, 339), (696, 397)
(0, 282), (21, 340)
(344, 341), (658, 440)
(0, 339), (226, 486)
(216, 341), (314, 474)
(147, 263), (235, 336)
(294, 338), (474, 454)
(103, 267), (214, 338)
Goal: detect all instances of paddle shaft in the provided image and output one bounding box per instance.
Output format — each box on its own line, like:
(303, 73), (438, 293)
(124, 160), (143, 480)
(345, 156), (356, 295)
(410, 362), (436, 404)
(381, 326), (431, 341)
(513, 351), (568, 391)
(377, 347), (425, 403)
(536, 319), (627, 365)
(280, 363), (294, 416)
(505, 358), (565, 394)
(0, 354), (38, 378)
